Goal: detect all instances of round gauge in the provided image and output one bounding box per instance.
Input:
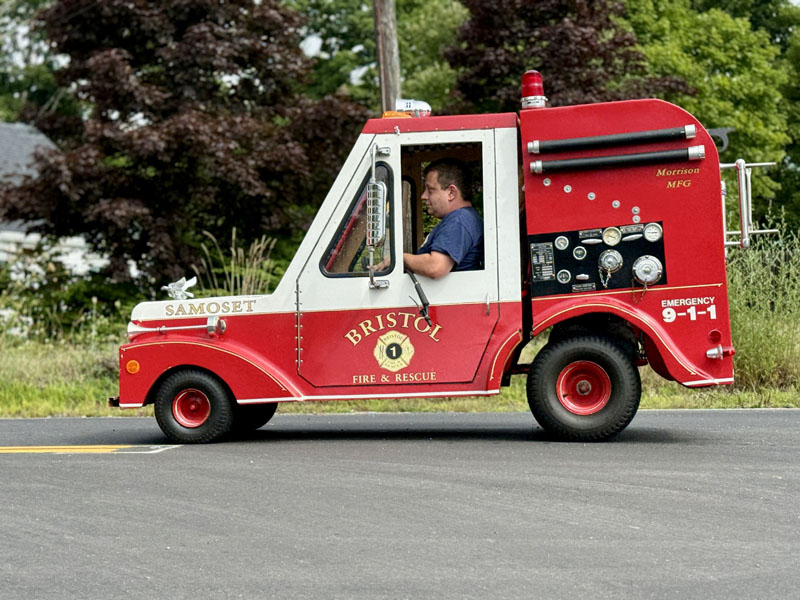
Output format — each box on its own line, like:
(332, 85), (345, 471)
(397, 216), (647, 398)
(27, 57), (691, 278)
(599, 249), (623, 273)
(572, 246), (587, 260)
(602, 227), (622, 246)
(643, 222), (663, 242)
(555, 235), (570, 250)
(632, 255), (663, 285)
(556, 269), (572, 284)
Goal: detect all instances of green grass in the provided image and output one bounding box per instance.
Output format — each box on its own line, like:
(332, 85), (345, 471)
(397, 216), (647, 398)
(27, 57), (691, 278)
(0, 338), (151, 418)
(0, 338), (797, 418)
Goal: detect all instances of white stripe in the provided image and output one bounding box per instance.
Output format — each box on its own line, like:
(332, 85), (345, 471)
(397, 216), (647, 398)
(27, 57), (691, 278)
(683, 377), (734, 386)
(120, 389), (500, 409)
(237, 389), (500, 404)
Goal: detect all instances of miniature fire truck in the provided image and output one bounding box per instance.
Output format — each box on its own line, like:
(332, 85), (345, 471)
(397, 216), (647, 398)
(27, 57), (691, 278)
(110, 71), (774, 443)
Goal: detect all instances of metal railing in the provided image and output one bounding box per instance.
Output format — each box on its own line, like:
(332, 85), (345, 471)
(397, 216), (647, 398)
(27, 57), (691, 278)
(720, 159), (778, 248)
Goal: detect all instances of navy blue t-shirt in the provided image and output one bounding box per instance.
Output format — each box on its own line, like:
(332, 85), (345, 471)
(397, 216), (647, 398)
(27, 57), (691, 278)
(417, 206), (483, 271)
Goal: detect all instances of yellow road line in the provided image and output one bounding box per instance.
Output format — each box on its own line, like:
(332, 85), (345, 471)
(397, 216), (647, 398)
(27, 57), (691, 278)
(0, 445), (133, 454)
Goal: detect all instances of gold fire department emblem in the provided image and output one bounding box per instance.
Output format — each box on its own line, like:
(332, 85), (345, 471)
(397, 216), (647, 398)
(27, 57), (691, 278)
(373, 330), (415, 372)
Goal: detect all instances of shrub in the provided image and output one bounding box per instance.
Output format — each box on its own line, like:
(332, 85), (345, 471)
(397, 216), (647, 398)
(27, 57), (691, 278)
(0, 242), (132, 344)
(726, 231), (800, 389)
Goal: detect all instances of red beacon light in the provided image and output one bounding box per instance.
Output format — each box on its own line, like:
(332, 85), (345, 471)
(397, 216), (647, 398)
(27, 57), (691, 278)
(521, 70), (547, 110)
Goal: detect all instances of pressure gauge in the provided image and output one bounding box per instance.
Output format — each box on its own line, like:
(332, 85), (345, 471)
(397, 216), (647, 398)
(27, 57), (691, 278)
(572, 246), (587, 260)
(555, 235), (570, 250)
(632, 255), (663, 285)
(643, 222), (663, 242)
(556, 269), (572, 284)
(602, 227), (622, 246)
(599, 249), (623, 273)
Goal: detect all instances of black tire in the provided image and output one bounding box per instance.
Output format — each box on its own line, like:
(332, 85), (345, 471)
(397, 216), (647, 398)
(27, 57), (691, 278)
(232, 403), (278, 433)
(154, 369), (235, 444)
(527, 335), (641, 442)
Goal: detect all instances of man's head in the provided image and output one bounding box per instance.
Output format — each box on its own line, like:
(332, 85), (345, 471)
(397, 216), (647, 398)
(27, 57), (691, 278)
(422, 159), (471, 219)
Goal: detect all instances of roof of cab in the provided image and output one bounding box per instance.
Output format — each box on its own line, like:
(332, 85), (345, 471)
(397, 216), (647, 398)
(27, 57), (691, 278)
(361, 113), (518, 135)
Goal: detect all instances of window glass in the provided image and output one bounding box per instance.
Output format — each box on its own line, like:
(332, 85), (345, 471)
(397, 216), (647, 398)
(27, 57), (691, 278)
(321, 164), (392, 276)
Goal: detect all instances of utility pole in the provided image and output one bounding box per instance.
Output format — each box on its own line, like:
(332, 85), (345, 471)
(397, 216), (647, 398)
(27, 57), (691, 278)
(373, 0), (401, 113)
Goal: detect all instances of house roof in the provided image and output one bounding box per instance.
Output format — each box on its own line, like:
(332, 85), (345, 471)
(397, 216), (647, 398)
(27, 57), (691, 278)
(0, 122), (57, 183)
(0, 122), (57, 233)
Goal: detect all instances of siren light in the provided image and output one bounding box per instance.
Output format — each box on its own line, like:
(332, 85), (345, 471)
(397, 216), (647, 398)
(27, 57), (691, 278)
(521, 70), (547, 110)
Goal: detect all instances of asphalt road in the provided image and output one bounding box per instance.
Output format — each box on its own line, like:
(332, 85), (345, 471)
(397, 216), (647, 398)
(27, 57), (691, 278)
(1, 410), (798, 600)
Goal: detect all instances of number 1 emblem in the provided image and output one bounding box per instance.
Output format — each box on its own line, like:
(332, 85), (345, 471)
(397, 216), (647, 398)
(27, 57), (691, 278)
(373, 331), (415, 372)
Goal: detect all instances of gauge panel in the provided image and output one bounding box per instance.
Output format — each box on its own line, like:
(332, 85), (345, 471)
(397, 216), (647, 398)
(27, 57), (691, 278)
(528, 221), (666, 296)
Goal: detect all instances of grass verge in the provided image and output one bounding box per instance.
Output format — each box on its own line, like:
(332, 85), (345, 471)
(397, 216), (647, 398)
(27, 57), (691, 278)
(1, 339), (797, 418)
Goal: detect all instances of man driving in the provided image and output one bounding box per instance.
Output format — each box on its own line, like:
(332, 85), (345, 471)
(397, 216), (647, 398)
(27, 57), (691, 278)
(401, 158), (484, 279)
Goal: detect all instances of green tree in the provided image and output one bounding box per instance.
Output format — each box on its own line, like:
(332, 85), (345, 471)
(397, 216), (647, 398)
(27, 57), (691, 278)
(624, 0), (790, 213)
(446, 0), (685, 114)
(691, 0), (800, 49)
(285, 0), (468, 112)
(671, 1), (800, 230)
(775, 32), (800, 231)
(0, 0), (80, 130)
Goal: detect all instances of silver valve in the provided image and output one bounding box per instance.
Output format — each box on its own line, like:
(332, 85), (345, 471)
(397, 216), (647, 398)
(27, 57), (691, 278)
(599, 249), (623, 273)
(632, 256), (663, 286)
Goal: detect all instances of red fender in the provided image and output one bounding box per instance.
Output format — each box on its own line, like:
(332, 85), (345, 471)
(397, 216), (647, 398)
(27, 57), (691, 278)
(532, 296), (732, 387)
(118, 337), (298, 408)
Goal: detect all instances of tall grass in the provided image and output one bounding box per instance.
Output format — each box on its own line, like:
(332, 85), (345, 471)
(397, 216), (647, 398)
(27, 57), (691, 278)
(192, 229), (277, 296)
(726, 232), (800, 390)
(0, 336), (151, 417)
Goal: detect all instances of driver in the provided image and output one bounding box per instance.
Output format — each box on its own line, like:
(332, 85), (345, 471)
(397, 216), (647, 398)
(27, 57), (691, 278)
(401, 158), (483, 279)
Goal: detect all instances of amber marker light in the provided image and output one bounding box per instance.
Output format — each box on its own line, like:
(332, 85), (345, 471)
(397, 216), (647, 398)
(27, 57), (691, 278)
(126, 360), (140, 375)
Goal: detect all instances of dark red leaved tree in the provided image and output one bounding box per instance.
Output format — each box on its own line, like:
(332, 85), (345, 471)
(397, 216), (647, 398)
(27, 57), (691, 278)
(447, 0), (689, 113)
(0, 0), (369, 284)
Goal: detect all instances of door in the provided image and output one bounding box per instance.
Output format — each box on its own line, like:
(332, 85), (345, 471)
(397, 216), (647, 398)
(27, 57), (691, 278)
(297, 129), (500, 389)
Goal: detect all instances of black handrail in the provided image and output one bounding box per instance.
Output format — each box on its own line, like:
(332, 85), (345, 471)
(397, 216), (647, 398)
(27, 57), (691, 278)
(530, 146), (705, 174)
(528, 125), (695, 155)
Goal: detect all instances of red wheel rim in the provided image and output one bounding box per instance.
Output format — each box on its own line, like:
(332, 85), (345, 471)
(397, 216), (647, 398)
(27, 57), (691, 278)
(172, 389), (211, 428)
(556, 361), (611, 415)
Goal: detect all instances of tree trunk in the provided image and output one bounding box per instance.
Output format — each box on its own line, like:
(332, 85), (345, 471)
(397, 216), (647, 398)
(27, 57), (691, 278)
(373, 0), (401, 113)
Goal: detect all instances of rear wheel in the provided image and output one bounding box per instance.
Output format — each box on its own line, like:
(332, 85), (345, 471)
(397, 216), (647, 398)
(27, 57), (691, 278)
(154, 369), (234, 444)
(527, 335), (640, 441)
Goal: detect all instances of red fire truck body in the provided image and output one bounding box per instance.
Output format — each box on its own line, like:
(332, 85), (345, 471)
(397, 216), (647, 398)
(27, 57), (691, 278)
(113, 73), (755, 443)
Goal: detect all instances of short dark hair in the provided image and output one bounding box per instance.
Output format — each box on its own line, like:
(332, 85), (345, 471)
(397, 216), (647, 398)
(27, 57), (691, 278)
(424, 158), (471, 200)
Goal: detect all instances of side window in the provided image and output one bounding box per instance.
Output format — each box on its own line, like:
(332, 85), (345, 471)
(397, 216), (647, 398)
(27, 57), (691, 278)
(400, 143), (484, 271)
(321, 164), (393, 276)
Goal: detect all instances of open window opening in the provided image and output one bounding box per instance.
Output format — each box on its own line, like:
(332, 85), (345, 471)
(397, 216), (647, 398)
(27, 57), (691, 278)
(400, 142), (484, 271)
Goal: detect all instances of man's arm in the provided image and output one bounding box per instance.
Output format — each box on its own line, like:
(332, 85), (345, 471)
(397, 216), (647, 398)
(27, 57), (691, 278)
(403, 251), (455, 279)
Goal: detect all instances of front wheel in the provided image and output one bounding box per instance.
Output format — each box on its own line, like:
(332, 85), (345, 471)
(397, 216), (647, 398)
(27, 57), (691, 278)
(527, 335), (641, 441)
(154, 369), (235, 444)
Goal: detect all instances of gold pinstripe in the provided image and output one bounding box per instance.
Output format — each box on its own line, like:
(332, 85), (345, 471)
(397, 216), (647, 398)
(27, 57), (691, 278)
(535, 303), (698, 376)
(123, 341), (290, 392)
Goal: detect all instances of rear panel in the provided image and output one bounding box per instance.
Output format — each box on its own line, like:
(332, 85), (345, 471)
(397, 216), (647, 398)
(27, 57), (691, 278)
(520, 99), (733, 387)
